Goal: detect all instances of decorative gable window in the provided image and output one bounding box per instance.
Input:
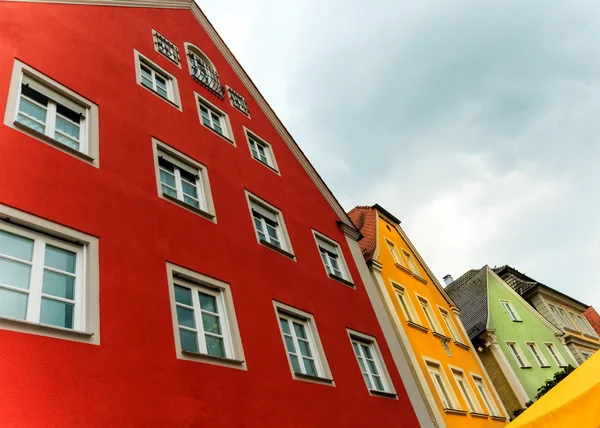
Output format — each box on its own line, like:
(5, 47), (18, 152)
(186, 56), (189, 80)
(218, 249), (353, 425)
(227, 86), (249, 116)
(152, 30), (180, 65)
(185, 43), (224, 98)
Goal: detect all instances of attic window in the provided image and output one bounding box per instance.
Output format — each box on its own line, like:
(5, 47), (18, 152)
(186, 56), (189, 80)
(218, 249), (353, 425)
(153, 30), (180, 65)
(227, 87), (249, 116)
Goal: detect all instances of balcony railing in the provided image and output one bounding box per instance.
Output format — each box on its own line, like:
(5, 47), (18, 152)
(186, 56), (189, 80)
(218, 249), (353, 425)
(188, 52), (224, 99)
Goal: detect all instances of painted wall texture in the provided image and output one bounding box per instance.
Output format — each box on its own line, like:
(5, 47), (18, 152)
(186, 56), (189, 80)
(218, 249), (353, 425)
(0, 3), (420, 427)
(349, 206), (508, 428)
(487, 271), (574, 401)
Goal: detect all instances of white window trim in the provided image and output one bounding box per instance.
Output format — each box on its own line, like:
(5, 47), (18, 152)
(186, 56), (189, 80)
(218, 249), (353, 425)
(166, 262), (246, 370)
(195, 92), (235, 145)
(347, 329), (396, 397)
(385, 239), (407, 270)
(506, 341), (531, 368)
(243, 127), (279, 174)
(312, 230), (354, 286)
(0, 203), (99, 345)
(152, 29), (181, 67)
(402, 249), (420, 275)
(525, 341), (550, 367)
(572, 312), (597, 337)
(424, 358), (459, 410)
(151, 138), (216, 222)
(416, 294), (443, 334)
(552, 304), (576, 330)
(438, 306), (463, 343)
(500, 299), (521, 322)
(244, 191), (295, 259)
(391, 281), (420, 324)
(273, 301), (333, 385)
(4, 59), (100, 167)
(544, 342), (567, 367)
(184, 43), (220, 85)
(449, 366), (483, 414)
(133, 49), (182, 110)
(470, 372), (501, 417)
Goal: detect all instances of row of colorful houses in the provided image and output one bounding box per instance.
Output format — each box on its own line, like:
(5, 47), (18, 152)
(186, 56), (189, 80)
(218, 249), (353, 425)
(0, 0), (597, 426)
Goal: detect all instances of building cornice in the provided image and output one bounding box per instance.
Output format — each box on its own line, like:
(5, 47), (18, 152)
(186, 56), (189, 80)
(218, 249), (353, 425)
(337, 221), (362, 242)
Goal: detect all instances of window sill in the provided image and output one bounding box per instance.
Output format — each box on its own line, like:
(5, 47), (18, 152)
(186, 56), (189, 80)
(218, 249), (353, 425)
(13, 121), (96, 165)
(432, 332), (451, 342)
(540, 365), (551, 368)
(413, 273), (427, 284)
(520, 366), (533, 369)
(395, 263), (412, 274)
(564, 327), (580, 334)
(259, 239), (295, 260)
(511, 320), (523, 323)
(454, 341), (471, 350)
(293, 372), (334, 385)
(469, 412), (489, 419)
(140, 84), (181, 110)
(181, 349), (245, 366)
(444, 408), (468, 416)
(491, 416), (507, 422)
(202, 122), (236, 146)
(406, 321), (429, 333)
(583, 333), (600, 340)
(0, 314), (94, 340)
(328, 273), (355, 288)
(369, 390), (397, 399)
(162, 193), (216, 221)
(253, 158), (280, 175)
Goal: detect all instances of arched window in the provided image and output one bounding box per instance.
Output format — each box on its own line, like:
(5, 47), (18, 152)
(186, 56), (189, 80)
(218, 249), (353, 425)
(185, 43), (224, 98)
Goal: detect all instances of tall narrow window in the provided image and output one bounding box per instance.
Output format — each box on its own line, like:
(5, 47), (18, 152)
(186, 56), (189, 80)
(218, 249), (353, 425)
(247, 195), (293, 257)
(386, 239), (405, 268)
(544, 342), (566, 367)
(426, 362), (455, 409)
(186, 44), (224, 98)
(452, 369), (481, 413)
(526, 342), (549, 367)
(472, 375), (500, 416)
(394, 285), (416, 322)
(419, 298), (442, 333)
(500, 300), (521, 322)
(507, 342), (530, 368)
(402, 250), (420, 275)
(278, 312), (324, 378)
(351, 338), (390, 393)
(573, 313), (597, 337)
(556, 306), (576, 330)
(439, 308), (462, 342)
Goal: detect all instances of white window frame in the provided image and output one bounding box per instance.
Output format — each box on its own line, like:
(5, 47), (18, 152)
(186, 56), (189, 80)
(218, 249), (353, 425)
(526, 342), (549, 367)
(385, 239), (406, 269)
(195, 92), (235, 144)
(347, 329), (395, 396)
(506, 341), (530, 368)
(273, 301), (332, 384)
(245, 191), (294, 258)
(471, 373), (501, 417)
(544, 342), (567, 367)
(500, 299), (521, 322)
(392, 282), (420, 324)
(4, 59), (100, 166)
(0, 203), (99, 345)
(438, 306), (463, 343)
(151, 138), (216, 221)
(134, 50), (181, 109)
(555, 306), (576, 330)
(312, 230), (353, 285)
(424, 359), (457, 410)
(417, 295), (442, 334)
(573, 312), (597, 337)
(166, 262), (245, 369)
(244, 127), (279, 173)
(402, 249), (420, 275)
(450, 367), (482, 413)
(152, 29), (181, 66)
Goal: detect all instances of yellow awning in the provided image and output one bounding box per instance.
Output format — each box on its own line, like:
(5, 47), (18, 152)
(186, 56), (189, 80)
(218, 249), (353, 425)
(508, 350), (600, 428)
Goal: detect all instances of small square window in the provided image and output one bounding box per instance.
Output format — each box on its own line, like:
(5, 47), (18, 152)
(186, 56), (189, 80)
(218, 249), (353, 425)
(227, 86), (250, 116)
(134, 50), (181, 109)
(4, 59), (99, 166)
(348, 330), (395, 396)
(246, 192), (294, 258)
(245, 129), (278, 172)
(152, 138), (215, 220)
(313, 231), (353, 286)
(274, 301), (332, 383)
(166, 263), (245, 369)
(152, 29), (180, 65)
(195, 93), (234, 144)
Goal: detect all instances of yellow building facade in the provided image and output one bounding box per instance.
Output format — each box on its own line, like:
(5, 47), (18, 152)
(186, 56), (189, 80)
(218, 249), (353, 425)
(348, 205), (509, 427)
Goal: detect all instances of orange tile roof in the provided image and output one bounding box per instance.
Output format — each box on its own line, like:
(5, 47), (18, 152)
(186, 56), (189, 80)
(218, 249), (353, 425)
(584, 306), (600, 336)
(348, 206), (377, 262)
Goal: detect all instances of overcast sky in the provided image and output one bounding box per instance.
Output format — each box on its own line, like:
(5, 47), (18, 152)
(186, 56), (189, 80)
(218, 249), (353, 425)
(199, 1), (600, 309)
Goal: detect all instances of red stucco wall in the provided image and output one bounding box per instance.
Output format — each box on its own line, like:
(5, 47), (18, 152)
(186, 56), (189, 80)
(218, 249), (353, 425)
(0, 3), (419, 427)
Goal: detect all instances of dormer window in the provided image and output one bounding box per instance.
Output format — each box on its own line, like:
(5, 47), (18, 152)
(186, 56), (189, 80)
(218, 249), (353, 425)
(185, 44), (224, 98)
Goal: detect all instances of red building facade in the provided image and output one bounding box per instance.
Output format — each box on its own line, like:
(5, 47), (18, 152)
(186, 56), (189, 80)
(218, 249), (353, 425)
(0, 1), (422, 426)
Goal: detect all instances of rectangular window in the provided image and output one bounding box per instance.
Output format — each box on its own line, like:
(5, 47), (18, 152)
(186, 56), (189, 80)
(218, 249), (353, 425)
(573, 313), (597, 337)
(472, 374), (500, 417)
(4, 60), (99, 165)
(581, 351), (593, 360)
(246, 193), (293, 257)
(439, 308), (462, 343)
(167, 263), (245, 368)
(275, 304), (329, 381)
(227, 86), (249, 116)
(544, 342), (566, 367)
(386, 240), (406, 268)
(556, 306), (576, 330)
(501, 300), (521, 322)
(245, 130), (278, 172)
(419, 297), (442, 333)
(402, 250), (420, 275)
(394, 284), (417, 323)
(507, 342), (530, 368)
(314, 233), (351, 284)
(426, 362), (455, 409)
(152, 29), (180, 65)
(452, 369), (480, 413)
(526, 342), (549, 367)
(134, 50), (181, 108)
(351, 337), (390, 393)
(195, 94), (234, 143)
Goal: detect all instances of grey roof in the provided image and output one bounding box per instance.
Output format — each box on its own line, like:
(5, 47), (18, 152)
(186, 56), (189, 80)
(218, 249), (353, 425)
(445, 267), (489, 340)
